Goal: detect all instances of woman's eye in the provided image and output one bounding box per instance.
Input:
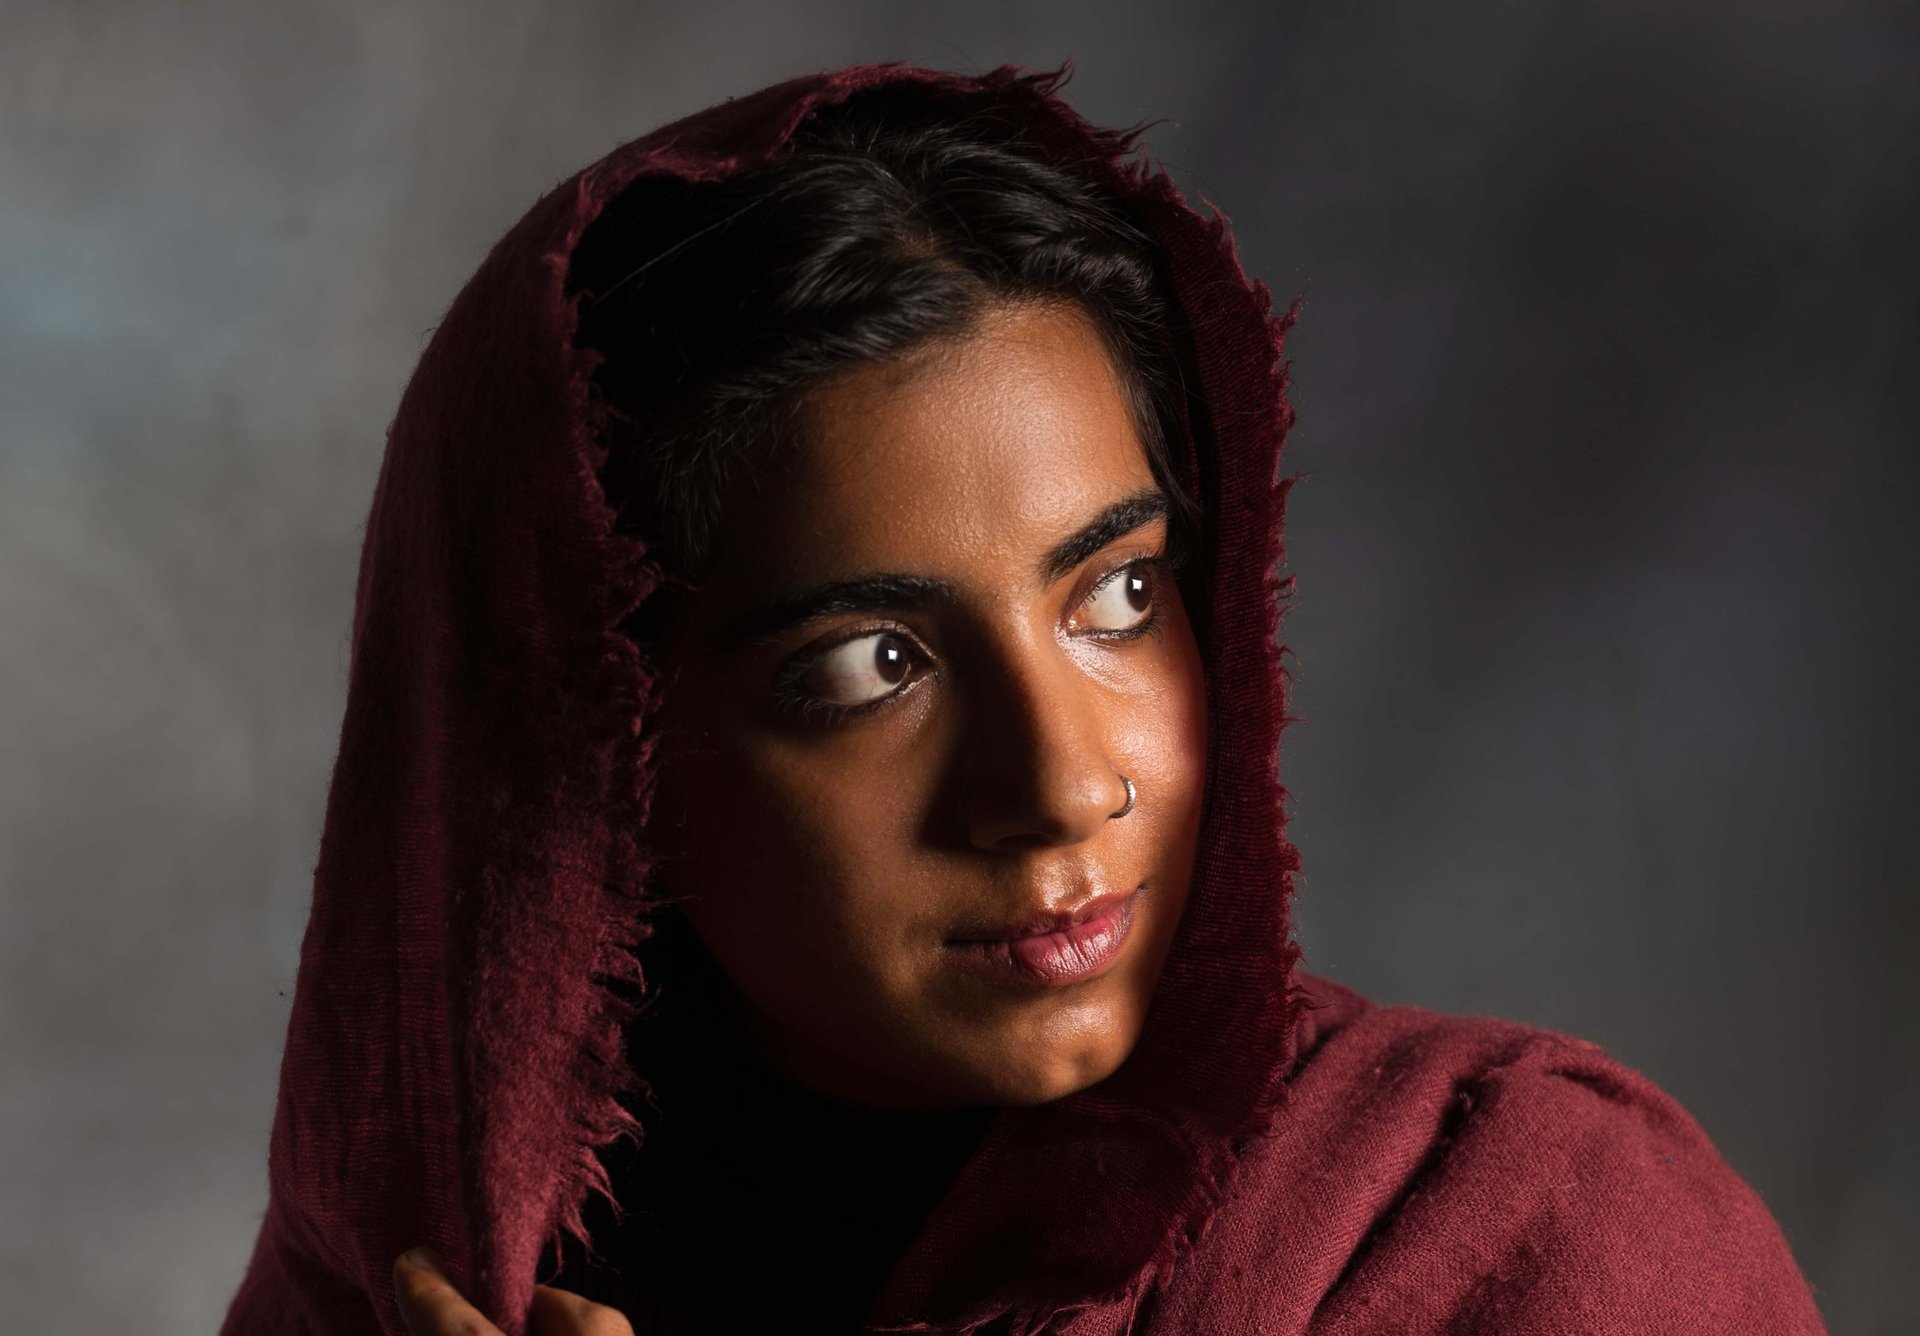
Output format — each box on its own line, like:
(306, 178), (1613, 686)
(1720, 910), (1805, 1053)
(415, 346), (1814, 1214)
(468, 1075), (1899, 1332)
(792, 631), (921, 707)
(1080, 561), (1157, 633)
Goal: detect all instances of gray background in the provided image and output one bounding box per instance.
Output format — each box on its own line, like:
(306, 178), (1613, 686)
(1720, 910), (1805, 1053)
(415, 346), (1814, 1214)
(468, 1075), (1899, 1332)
(3, 1), (1912, 1331)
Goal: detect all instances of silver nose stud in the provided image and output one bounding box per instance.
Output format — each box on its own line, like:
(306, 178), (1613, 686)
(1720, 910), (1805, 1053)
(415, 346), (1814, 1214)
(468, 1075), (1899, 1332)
(1111, 774), (1136, 820)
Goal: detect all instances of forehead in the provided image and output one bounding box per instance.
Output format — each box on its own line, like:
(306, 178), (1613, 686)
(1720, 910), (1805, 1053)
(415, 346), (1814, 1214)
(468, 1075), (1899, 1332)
(730, 302), (1157, 580)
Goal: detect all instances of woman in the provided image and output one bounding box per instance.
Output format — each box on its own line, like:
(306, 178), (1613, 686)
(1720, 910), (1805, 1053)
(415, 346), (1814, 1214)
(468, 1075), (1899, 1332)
(222, 63), (1825, 1334)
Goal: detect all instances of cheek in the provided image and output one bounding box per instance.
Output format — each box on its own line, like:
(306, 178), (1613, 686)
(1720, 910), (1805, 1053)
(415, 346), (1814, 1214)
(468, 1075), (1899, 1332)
(649, 729), (931, 998)
(1112, 614), (1210, 838)
(1159, 635), (1209, 801)
(1108, 613), (1208, 1015)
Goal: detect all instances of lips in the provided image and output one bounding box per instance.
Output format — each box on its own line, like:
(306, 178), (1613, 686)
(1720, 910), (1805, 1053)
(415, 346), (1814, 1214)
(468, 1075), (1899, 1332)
(948, 888), (1139, 944)
(944, 886), (1142, 987)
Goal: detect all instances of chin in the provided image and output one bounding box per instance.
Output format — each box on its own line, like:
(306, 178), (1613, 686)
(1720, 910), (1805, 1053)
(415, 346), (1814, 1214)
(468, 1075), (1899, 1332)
(966, 1022), (1140, 1107)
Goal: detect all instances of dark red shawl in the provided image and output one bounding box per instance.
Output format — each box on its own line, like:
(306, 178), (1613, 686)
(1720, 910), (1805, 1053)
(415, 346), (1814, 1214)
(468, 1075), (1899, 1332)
(221, 61), (1826, 1334)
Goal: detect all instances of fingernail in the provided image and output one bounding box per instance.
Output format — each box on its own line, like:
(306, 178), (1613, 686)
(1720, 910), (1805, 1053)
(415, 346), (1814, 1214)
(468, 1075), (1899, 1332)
(399, 1247), (437, 1272)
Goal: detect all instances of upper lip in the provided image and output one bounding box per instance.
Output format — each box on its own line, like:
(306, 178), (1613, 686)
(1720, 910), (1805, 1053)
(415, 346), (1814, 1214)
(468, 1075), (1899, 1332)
(947, 886), (1139, 943)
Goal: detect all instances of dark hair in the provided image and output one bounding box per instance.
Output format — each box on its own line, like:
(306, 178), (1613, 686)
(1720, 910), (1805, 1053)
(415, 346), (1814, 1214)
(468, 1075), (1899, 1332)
(567, 82), (1196, 642)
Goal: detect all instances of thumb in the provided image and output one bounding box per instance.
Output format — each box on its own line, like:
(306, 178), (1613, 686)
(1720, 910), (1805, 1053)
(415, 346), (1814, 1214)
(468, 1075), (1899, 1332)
(529, 1283), (635, 1336)
(393, 1247), (504, 1336)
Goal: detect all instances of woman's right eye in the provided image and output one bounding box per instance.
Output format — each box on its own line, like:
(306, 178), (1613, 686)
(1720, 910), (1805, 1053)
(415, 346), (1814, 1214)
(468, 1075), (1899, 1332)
(783, 630), (924, 712)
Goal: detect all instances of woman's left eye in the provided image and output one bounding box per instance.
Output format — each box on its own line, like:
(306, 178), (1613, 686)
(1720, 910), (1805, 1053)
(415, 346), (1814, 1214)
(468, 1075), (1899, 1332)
(1079, 560), (1159, 634)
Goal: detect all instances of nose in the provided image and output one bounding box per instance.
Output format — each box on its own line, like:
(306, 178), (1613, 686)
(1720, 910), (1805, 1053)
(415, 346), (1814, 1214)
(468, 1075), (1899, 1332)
(958, 636), (1129, 852)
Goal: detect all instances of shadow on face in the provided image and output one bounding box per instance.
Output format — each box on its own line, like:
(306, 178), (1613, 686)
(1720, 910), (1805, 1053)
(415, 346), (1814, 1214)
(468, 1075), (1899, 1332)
(640, 300), (1208, 1110)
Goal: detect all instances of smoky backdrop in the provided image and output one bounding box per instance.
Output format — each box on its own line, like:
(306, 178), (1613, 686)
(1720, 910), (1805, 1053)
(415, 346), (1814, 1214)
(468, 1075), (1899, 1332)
(2, 2), (1912, 1330)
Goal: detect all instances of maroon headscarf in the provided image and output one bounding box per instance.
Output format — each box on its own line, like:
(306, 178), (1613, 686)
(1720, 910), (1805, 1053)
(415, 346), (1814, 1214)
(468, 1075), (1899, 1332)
(222, 61), (1826, 1335)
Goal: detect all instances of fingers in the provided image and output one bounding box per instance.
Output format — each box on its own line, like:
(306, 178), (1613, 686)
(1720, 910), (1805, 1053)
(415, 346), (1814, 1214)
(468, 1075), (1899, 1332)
(392, 1248), (503, 1336)
(529, 1284), (636, 1336)
(392, 1247), (634, 1336)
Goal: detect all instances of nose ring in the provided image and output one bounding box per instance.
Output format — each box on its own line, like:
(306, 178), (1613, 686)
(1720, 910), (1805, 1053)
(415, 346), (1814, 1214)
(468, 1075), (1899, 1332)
(1111, 774), (1136, 820)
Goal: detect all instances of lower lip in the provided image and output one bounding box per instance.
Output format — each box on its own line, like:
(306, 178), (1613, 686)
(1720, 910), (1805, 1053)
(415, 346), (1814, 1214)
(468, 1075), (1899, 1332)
(944, 889), (1141, 988)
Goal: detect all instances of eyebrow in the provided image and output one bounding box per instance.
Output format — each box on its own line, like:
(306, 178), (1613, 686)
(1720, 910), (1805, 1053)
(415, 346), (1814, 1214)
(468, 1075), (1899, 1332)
(711, 486), (1171, 651)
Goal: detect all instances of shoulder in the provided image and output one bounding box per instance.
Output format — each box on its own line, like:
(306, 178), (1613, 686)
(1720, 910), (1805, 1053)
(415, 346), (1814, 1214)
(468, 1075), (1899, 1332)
(1152, 972), (1827, 1333)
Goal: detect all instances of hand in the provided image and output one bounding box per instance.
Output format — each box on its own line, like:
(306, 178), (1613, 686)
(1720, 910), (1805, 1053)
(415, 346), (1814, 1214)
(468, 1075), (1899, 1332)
(393, 1248), (634, 1336)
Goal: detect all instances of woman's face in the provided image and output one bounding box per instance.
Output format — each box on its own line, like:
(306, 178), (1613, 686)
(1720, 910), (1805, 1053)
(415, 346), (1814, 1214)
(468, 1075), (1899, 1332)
(641, 300), (1207, 1110)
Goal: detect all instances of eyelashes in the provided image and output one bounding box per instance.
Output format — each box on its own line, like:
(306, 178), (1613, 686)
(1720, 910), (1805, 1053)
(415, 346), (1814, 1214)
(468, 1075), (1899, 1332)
(769, 551), (1183, 728)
